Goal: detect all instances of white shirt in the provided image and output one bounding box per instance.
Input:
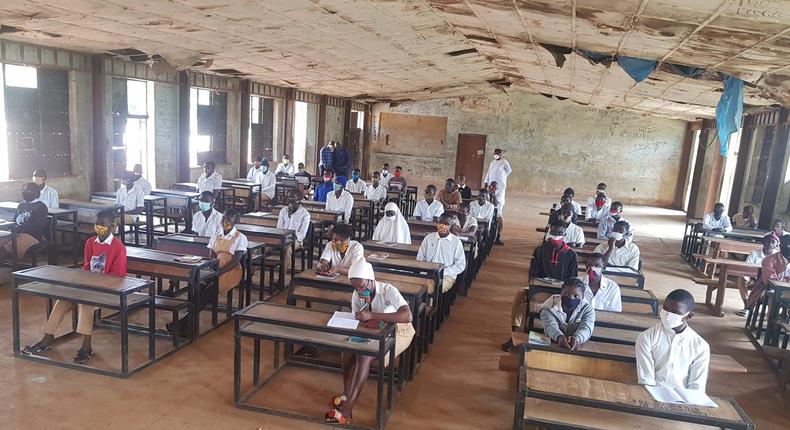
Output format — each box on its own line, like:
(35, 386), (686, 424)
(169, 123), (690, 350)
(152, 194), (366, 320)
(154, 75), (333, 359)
(257, 170), (277, 199)
(326, 189), (354, 223)
(413, 199), (444, 222)
(346, 179), (367, 194)
(277, 206), (311, 243)
(39, 184), (59, 209)
(703, 213), (732, 232)
(545, 222), (585, 246)
(365, 183), (388, 201)
(597, 214), (627, 239)
(207, 227), (248, 254)
(192, 208), (223, 237)
(115, 184), (145, 211)
(417, 232), (466, 279)
(379, 172), (392, 189)
(275, 163), (295, 176)
(586, 196), (612, 221)
(593, 240), (641, 271)
(246, 166), (264, 181)
(746, 248), (771, 264)
(134, 177), (152, 195)
(483, 158), (512, 190)
(351, 281), (415, 338)
(320, 240), (364, 269)
(459, 214), (477, 234)
(636, 323), (710, 391)
(197, 172), (224, 194)
(470, 200), (495, 225)
(581, 274), (622, 312)
(557, 200), (582, 216)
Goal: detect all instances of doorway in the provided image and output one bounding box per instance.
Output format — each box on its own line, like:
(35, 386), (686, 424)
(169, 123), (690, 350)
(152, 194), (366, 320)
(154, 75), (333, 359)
(455, 134), (487, 189)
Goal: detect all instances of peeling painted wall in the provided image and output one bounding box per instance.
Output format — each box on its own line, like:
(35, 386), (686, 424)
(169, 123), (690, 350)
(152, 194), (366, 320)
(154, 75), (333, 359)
(371, 91), (688, 207)
(326, 105), (344, 144)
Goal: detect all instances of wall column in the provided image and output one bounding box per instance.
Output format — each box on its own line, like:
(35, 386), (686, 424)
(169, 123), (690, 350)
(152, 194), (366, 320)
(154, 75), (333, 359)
(177, 71), (190, 182)
(758, 108), (790, 228)
(239, 80), (251, 177)
(317, 96), (327, 174)
(90, 55), (107, 192)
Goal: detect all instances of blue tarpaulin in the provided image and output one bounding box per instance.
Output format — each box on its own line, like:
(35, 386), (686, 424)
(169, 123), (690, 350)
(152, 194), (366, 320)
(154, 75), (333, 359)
(665, 63), (704, 78)
(578, 49), (613, 65)
(617, 57), (657, 82)
(716, 74), (744, 157)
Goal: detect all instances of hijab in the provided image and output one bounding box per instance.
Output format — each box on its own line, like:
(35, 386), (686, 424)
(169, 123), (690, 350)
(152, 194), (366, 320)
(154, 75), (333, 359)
(372, 202), (412, 245)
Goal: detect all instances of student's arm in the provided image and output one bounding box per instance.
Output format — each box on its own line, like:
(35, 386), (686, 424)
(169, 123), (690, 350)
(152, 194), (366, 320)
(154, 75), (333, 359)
(316, 243), (333, 272)
(107, 242), (128, 277)
(358, 304), (411, 324)
(528, 252), (540, 279)
(52, 189), (60, 209)
(567, 253), (579, 280)
(446, 241), (466, 277)
(539, 308), (564, 343)
(261, 174), (276, 196)
(686, 342), (711, 391)
(609, 282), (623, 312)
(416, 240), (427, 262)
(635, 330), (657, 386)
(596, 219), (608, 239)
(626, 246), (641, 271)
(571, 305), (595, 345)
(413, 203), (424, 220)
(722, 216), (733, 232)
(296, 214), (311, 244)
(82, 240), (93, 271)
(601, 240), (615, 267)
(219, 251), (245, 276)
(276, 211), (286, 230)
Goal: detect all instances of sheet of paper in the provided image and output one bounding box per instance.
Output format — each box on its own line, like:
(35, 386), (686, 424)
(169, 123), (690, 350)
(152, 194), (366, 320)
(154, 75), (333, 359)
(376, 241), (398, 247)
(247, 211), (271, 217)
(316, 272), (340, 280)
(327, 311), (359, 330)
(645, 386), (718, 408)
(528, 331), (551, 346)
(368, 252), (389, 261)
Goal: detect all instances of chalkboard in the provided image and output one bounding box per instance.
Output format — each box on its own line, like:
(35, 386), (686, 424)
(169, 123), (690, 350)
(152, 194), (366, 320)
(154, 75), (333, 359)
(375, 112), (447, 157)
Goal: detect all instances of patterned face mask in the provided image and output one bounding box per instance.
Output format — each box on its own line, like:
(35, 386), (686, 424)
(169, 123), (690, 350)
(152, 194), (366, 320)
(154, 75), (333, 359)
(222, 220), (233, 233)
(437, 224), (450, 235)
(334, 240), (349, 254)
(94, 225), (110, 237)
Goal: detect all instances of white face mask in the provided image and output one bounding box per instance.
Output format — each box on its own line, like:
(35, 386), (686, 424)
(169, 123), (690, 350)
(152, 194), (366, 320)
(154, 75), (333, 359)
(493, 154), (501, 160)
(588, 266), (603, 276)
(596, 189), (605, 194)
(386, 214), (396, 221)
(547, 234), (564, 242)
(262, 166), (268, 173)
(382, 169), (389, 175)
(610, 231), (624, 241)
(660, 309), (688, 330)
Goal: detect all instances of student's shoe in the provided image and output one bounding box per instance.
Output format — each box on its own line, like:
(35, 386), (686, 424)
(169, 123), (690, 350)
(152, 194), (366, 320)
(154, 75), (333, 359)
(501, 339), (514, 352)
(495, 239), (504, 246)
(160, 289), (175, 297)
(736, 308), (749, 317)
(74, 349), (94, 364)
(21, 341), (52, 355)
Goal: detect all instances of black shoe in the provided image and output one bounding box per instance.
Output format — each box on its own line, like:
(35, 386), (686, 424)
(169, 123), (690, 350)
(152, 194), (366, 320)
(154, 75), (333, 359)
(495, 239), (504, 246)
(74, 348), (94, 364)
(501, 339), (514, 352)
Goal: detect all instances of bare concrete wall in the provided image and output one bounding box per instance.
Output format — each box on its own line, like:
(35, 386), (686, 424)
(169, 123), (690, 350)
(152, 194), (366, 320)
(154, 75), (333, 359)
(326, 105), (344, 144)
(371, 91), (688, 207)
(153, 81), (179, 189)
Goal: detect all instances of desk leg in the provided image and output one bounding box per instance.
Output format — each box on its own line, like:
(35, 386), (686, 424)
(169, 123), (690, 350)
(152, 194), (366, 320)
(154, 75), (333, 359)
(72, 213), (78, 265)
(244, 253), (253, 308)
(184, 203), (193, 233)
(376, 346), (384, 430)
(279, 245), (287, 292)
(714, 265), (728, 317)
(765, 291), (782, 346)
(12, 280), (20, 353)
(120, 294), (129, 375)
(148, 285), (155, 360)
(190, 271), (199, 339)
(146, 201), (154, 248)
(233, 319), (241, 403)
(48, 218), (56, 265)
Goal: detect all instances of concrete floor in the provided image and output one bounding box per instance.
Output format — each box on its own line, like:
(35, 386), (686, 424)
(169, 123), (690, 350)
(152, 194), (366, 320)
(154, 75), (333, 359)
(0, 193), (788, 429)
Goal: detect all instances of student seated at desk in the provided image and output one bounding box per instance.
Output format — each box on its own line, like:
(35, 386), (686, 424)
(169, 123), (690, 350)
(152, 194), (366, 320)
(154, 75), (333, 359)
(586, 183), (611, 222)
(636, 289), (710, 391)
(295, 162), (312, 184)
(746, 234), (790, 309)
(192, 191), (223, 237)
(316, 224), (364, 276)
(0, 182), (49, 261)
(379, 163), (392, 189)
(22, 209), (127, 363)
(547, 203), (584, 247)
(771, 218), (790, 236)
(257, 159), (277, 208)
(325, 261), (413, 425)
(597, 201), (626, 239)
(246, 156), (264, 181)
(456, 175), (472, 199)
(275, 154), (295, 176)
(278, 191), (312, 274)
(540, 278), (596, 351)
(197, 161), (223, 194)
(416, 213), (466, 293)
(561, 187), (582, 216)
(470, 188), (495, 227)
(436, 178), (462, 209)
(503, 221), (579, 352)
(115, 174), (145, 224)
(453, 203), (477, 239)
(346, 169), (366, 194)
(364, 171), (387, 202)
(413, 185), (444, 222)
(701, 202), (732, 233)
(32, 169), (59, 208)
(387, 166), (407, 193)
(131, 164), (152, 195)
(168, 210), (247, 336)
(372, 202), (411, 244)
(737, 233), (779, 315)
(594, 220), (640, 271)
(732, 204), (757, 229)
(314, 169), (335, 203)
(582, 253), (622, 312)
(325, 177), (354, 224)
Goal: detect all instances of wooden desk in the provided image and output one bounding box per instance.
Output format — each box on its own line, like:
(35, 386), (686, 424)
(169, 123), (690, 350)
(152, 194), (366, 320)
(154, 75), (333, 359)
(700, 257), (760, 317)
(352, 197), (377, 240)
(528, 281), (659, 316)
(59, 199), (126, 246)
(234, 302), (397, 430)
(12, 265), (155, 378)
(90, 192), (166, 247)
(363, 240), (419, 257)
(223, 179), (262, 212)
(765, 280), (790, 348)
(0, 201), (79, 265)
(0, 230), (18, 270)
(241, 211), (317, 268)
(151, 188), (200, 233)
(235, 224), (295, 297)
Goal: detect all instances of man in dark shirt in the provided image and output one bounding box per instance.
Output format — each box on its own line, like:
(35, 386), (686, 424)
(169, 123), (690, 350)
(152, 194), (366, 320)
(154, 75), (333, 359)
(0, 182), (49, 261)
(502, 221), (579, 351)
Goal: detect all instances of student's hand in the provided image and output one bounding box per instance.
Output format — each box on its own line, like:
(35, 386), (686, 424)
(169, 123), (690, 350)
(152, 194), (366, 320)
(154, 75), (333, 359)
(315, 261), (330, 274)
(355, 310), (372, 321)
(332, 267), (345, 276)
(608, 237), (616, 247)
(713, 228), (724, 233)
(567, 336), (580, 351)
(557, 336), (570, 350)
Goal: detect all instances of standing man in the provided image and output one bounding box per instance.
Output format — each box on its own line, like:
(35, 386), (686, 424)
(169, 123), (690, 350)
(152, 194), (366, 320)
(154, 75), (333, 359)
(483, 148), (512, 245)
(319, 141), (336, 175)
(333, 141), (351, 179)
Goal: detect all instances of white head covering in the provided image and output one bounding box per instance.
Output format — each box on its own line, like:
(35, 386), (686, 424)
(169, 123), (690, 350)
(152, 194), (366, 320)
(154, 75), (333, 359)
(372, 202), (412, 244)
(348, 261), (375, 280)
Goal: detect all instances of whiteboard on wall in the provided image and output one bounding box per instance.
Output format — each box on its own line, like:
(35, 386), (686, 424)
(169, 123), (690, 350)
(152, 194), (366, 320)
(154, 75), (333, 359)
(375, 112), (447, 157)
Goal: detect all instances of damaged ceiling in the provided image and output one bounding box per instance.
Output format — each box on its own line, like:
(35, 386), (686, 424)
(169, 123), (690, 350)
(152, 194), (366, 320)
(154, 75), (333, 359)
(0, 0), (788, 120)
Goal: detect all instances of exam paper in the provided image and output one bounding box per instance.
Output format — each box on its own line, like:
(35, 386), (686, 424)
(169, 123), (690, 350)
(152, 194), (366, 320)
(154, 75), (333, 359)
(327, 311), (359, 330)
(645, 385), (718, 408)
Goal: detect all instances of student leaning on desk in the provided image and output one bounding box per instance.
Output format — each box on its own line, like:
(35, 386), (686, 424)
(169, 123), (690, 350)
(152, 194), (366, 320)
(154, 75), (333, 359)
(539, 278), (596, 351)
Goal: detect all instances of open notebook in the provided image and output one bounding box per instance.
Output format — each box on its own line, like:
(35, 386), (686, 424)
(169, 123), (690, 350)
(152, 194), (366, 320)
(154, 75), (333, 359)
(645, 385), (718, 408)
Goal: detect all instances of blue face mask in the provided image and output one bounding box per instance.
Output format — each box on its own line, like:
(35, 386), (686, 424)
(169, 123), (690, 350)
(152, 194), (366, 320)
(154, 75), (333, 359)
(333, 183), (342, 192)
(561, 296), (581, 310)
(199, 202), (212, 212)
(352, 173), (360, 181)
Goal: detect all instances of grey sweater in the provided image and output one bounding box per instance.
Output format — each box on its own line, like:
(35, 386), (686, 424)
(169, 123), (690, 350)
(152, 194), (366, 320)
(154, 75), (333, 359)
(539, 295), (596, 343)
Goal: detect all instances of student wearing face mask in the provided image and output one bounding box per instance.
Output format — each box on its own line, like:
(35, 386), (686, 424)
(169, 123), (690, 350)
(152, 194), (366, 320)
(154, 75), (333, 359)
(256, 158), (277, 208)
(316, 224), (364, 275)
(746, 234), (790, 310)
(483, 148), (512, 215)
(22, 209), (127, 363)
(539, 278), (596, 351)
(32, 169), (59, 208)
(470, 188), (495, 227)
(275, 154), (295, 176)
(736, 233), (780, 316)
(452, 203), (478, 238)
(168, 210), (247, 336)
(246, 156), (264, 181)
(597, 201), (626, 239)
(636, 289), (710, 391)
(0, 182), (49, 262)
(581, 253), (622, 312)
(547, 203), (585, 248)
(594, 220), (640, 271)
(503, 221), (578, 352)
(325, 177), (354, 224)
(417, 213), (466, 294)
(387, 166), (407, 193)
(115, 173), (145, 225)
(314, 169), (336, 202)
(372, 202), (411, 244)
(586, 183), (611, 222)
(191, 191), (223, 237)
(325, 261), (413, 425)
(131, 164), (152, 195)
(278, 191), (312, 275)
(346, 168), (367, 194)
(436, 178), (462, 209)
(456, 175), (472, 199)
(295, 162), (312, 184)
(701, 202), (732, 233)
(413, 185), (444, 222)
(364, 171), (387, 202)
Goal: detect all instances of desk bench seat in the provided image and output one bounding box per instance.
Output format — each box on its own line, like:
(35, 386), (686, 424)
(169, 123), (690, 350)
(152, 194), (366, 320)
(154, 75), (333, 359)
(240, 321), (381, 353)
(19, 282), (149, 309)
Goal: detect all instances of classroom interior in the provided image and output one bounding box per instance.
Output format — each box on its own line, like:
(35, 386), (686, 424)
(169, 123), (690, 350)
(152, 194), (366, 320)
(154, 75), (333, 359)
(1, 1), (790, 429)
